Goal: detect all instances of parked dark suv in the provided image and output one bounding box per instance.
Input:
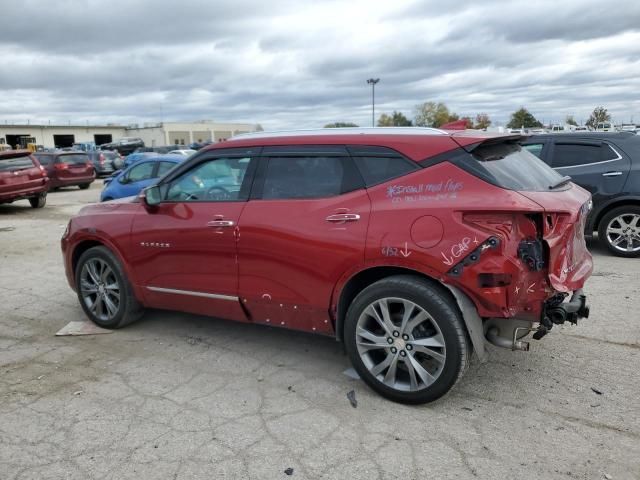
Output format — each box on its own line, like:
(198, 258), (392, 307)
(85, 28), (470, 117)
(521, 132), (640, 257)
(62, 128), (592, 404)
(86, 150), (119, 177)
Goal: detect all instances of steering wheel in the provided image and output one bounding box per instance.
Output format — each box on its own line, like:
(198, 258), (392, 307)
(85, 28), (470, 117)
(206, 186), (231, 200)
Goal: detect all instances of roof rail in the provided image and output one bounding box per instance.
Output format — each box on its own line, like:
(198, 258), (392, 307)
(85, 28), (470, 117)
(228, 127), (448, 141)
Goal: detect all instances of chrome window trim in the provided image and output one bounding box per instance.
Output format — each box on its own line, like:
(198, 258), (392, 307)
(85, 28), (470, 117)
(146, 286), (238, 301)
(554, 144), (623, 170)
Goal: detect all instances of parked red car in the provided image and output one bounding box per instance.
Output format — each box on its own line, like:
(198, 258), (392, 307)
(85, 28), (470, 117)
(61, 128), (592, 403)
(33, 151), (95, 190)
(0, 150), (49, 208)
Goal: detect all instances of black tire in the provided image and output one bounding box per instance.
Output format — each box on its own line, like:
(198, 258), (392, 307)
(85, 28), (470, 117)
(29, 193), (46, 208)
(79, 183), (91, 190)
(598, 205), (640, 258)
(344, 275), (470, 404)
(75, 246), (144, 328)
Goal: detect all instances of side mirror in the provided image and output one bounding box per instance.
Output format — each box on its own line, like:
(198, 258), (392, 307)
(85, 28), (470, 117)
(141, 185), (162, 210)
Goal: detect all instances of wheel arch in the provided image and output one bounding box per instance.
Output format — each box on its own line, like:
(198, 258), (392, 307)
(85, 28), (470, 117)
(70, 237), (145, 303)
(592, 197), (640, 231)
(334, 266), (458, 342)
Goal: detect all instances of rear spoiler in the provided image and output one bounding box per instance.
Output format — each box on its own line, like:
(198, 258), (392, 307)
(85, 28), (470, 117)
(450, 133), (530, 153)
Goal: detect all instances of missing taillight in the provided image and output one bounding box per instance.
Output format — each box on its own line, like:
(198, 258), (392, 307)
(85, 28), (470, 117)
(518, 238), (545, 271)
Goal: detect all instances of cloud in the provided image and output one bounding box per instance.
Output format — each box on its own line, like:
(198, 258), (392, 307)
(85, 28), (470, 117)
(0, 0), (639, 129)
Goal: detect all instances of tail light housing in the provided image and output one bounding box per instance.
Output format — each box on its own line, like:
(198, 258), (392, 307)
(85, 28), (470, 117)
(54, 163), (69, 171)
(99, 153), (105, 166)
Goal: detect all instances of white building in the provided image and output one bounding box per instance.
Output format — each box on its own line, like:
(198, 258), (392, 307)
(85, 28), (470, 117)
(0, 120), (259, 149)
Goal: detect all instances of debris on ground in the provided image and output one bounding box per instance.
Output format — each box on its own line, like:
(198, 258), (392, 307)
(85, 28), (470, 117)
(284, 467), (294, 476)
(591, 387), (603, 395)
(73, 390), (83, 396)
(347, 390), (357, 408)
(55, 321), (113, 336)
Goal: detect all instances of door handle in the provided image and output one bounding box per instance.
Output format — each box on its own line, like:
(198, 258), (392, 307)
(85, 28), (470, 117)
(602, 171), (622, 177)
(325, 213), (361, 223)
(207, 220), (235, 227)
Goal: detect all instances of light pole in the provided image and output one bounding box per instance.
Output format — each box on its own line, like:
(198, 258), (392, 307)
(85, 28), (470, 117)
(366, 78), (379, 127)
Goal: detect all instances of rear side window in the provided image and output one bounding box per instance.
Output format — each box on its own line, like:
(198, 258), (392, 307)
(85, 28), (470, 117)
(0, 154), (35, 171)
(466, 142), (564, 192)
(522, 143), (544, 159)
(262, 156), (345, 199)
(353, 156), (419, 186)
(59, 154), (89, 165)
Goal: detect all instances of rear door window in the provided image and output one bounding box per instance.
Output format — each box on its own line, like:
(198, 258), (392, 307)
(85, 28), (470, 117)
(127, 162), (155, 182)
(552, 143), (603, 168)
(156, 161), (177, 177)
(261, 156), (346, 199)
(0, 154), (35, 172)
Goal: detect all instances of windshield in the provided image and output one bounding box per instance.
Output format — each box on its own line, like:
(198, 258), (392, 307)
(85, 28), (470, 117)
(472, 142), (565, 192)
(0, 154), (35, 172)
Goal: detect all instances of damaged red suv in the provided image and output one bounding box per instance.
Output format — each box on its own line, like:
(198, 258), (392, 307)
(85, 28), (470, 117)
(61, 128), (592, 404)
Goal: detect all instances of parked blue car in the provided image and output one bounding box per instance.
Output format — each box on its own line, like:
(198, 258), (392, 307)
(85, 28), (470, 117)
(100, 154), (184, 202)
(122, 151), (158, 169)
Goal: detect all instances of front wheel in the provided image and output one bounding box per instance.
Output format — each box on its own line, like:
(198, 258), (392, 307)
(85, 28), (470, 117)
(78, 183), (91, 190)
(29, 193), (46, 208)
(75, 246), (144, 328)
(344, 276), (470, 404)
(598, 206), (640, 257)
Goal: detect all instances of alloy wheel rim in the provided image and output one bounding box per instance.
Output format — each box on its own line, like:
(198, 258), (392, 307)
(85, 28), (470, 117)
(80, 259), (120, 321)
(356, 297), (446, 392)
(606, 214), (640, 253)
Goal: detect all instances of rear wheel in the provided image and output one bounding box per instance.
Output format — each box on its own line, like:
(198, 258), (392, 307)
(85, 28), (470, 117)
(344, 275), (470, 404)
(598, 206), (640, 258)
(79, 183), (91, 190)
(75, 246), (144, 328)
(29, 193), (46, 208)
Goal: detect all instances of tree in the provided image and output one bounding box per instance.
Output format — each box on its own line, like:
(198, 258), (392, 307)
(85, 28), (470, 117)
(377, 111), (412, 127)
(474, 113), (491, 130)
(414, 102), (459, 128)
(324, 122), (359, 128)
(564, 115), (577, 126)
(586, 106), (610, 129)
(506, 107), (543, 129)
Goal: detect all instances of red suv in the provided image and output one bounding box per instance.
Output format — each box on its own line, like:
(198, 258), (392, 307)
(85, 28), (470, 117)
(0, 150), (49, 208)
(61, 128), (592, 404)
(33, 151), (95, 190)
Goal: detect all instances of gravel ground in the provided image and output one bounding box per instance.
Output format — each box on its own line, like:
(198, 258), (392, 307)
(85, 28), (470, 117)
(1, 182), (639, 480)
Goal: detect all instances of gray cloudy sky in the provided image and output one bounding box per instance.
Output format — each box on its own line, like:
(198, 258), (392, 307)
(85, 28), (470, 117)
(1, 0), (639, 129)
